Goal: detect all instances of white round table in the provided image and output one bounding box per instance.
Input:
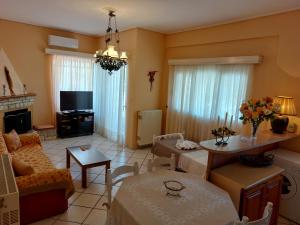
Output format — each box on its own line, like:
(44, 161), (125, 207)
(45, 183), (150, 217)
(110, 169), (238, 225)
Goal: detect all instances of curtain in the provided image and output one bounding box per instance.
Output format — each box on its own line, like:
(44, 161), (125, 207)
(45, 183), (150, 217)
(51, 55), (94, 113)
(93, 65), (127, 145)
(167, 64), (252, 141)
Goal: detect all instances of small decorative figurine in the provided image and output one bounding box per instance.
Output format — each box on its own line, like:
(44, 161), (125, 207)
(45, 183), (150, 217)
(2, 84), (6, 96)
(148, 71), (157, 91)
(23, 84), (27, 95)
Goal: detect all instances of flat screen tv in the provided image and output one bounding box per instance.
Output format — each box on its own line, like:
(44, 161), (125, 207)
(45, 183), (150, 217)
(60, 91), (93, 111)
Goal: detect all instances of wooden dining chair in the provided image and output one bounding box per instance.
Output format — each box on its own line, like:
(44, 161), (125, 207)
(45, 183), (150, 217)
(147, 153), (176, 172)
(234, 202), (273, 225)
(103, 162), (139, 225)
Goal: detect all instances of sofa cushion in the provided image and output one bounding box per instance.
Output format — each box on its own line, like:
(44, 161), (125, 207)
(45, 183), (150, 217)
(0, 132), (9, 155)
(12, 157), (34, 176)
(12, 144), (54, 173)
(4, 129), (22, 152)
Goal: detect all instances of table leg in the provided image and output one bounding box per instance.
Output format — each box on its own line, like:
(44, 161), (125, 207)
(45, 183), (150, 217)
(105, 162), (111, 183)
(66, 150), (71, 168)
(82, 167), (87, 188)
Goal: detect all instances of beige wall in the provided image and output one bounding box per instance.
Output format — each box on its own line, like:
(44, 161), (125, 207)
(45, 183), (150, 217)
(0, 19), (98, 125)
(161, 10), (300, 132)
(99, 28), (165, 148)
(1, 10), (300, 148)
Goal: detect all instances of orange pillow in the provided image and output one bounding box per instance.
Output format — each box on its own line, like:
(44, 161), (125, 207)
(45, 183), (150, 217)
(12, 157), (34, 176)
(3, 130), (22, 152)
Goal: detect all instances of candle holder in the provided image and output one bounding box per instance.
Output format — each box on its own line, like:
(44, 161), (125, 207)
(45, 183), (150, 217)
(211, 127), (235, 146)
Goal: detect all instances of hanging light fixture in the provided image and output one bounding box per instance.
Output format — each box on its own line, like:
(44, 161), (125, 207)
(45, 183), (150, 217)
(94, 11), (128, 75)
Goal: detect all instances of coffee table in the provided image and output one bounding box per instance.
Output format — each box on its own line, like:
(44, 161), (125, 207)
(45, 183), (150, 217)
(66, 145), (111, 188)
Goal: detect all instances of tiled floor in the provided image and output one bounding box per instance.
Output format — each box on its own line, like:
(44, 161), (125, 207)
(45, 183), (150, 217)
(30, 134), (298, 225)
(30, 134), (152, 225)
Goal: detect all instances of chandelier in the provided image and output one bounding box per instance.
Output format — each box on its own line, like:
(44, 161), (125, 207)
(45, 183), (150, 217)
(94, 11), (128, 75)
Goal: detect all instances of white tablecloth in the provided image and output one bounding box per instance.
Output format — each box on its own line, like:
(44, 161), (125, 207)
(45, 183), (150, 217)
(178, 150), (208, 177)
(110, 170), (238, 225)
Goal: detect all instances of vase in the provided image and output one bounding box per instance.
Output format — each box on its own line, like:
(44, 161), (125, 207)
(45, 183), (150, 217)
(251, 121), (261, 139)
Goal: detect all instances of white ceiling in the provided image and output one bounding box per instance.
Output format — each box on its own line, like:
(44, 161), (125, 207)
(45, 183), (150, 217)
(0, 0), (300, 36)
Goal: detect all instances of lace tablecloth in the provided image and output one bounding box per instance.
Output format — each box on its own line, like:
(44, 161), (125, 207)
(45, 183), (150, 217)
(110, 170), (238, 225)
(178, 150), (208, 177)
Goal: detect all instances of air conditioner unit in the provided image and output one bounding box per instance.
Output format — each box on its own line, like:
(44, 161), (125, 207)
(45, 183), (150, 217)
(0, 154), (19, 225)
(48, 35), (79, 49)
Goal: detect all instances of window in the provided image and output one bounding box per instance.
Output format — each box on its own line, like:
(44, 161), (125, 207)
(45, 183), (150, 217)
(167, 64), (252, 141)
(50, 54), (127, 145)
(51, 55), (94, 112)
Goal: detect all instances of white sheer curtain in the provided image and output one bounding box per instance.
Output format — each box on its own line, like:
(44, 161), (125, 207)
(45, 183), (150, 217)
(51, 55), (94, 112)
(93, 65), (127, 145)
(167, 64), (253, 141)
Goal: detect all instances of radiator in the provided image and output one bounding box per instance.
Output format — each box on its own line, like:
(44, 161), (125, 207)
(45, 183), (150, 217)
(0, 154), (20, 225)
(137, 109), (162, 146)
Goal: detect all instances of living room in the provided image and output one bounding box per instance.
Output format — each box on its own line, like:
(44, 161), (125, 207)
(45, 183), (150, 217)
(1, 1), (300, 225)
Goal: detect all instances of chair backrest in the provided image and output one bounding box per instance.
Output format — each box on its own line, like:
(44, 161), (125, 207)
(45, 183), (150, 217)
(234, 202), (273, 225)
(106, 162), (139, 205)
(147, 153), (176, 172)
(152, 133), (184, 145)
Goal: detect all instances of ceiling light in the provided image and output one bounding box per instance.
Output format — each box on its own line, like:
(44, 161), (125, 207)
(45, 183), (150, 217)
(94, 11), (127, 75)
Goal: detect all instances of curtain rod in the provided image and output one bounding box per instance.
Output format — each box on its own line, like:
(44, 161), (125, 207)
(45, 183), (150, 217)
(45, 48), (94, 59)
(168, 56), (263, 66)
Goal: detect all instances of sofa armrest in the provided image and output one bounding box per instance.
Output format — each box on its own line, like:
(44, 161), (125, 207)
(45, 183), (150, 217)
(16, 168), (74, 198)
(19, 132), (42, 146)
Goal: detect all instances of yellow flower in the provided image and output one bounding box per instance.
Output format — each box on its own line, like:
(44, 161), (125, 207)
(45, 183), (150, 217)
(252, 111), (259, 119)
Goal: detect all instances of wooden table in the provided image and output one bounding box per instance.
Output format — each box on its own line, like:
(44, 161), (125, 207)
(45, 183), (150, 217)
(110, 169), (238, 225)
(66, 145), (111, 188)
(200, 131), (298, 179)
(200, 130), (299, 225)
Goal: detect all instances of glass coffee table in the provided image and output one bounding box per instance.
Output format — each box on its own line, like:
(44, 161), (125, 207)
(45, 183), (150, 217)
(66, 145), (111, 188)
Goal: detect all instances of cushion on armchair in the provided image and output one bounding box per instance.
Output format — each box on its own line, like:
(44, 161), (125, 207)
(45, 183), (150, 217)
(3, 129), (22, 152)
(19, 132), (41, 146)
(12, 157), (34, 176)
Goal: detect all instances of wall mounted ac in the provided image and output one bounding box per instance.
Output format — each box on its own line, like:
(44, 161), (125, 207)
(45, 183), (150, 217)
(0, 154), (19, 225)
(48, 35), (79, 49)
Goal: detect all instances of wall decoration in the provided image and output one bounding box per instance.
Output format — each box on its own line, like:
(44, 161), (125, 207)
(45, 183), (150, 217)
(148, 71), (157, 91)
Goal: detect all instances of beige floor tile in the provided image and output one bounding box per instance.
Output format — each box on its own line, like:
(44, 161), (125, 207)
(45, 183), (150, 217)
(95, 195), (108, 210)
(84, 183), (106, 195)
(53, 221), (79, 225)
(29, 217), (55, 225)
(68, 192), (81, 205)
(87, 167), (104, 175)
(131, 152), (149, 159)
(127, 157), (144, 165)
(72, 193), (100, 208)
(59, 205), (91, 223)
(93, 174), (106, 184)
(83, 209), (107, 225)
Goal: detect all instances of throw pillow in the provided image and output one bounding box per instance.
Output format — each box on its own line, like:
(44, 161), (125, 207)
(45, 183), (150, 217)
(12, 157), (34, 176)
(3, 129), (22, 152)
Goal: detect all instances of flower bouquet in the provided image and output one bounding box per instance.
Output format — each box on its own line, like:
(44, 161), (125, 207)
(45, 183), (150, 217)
(239, 97), (277, 138)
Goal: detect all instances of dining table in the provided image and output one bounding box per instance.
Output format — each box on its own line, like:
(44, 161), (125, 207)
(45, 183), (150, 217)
(109, 169), (239, 225)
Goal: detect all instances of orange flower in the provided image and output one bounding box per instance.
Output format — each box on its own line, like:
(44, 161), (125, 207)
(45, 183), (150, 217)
(244, 110), (252, 119)
(240, 103), (248, 112)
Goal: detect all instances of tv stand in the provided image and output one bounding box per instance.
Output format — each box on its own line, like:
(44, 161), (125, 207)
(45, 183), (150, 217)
(56, 111), (94, 138)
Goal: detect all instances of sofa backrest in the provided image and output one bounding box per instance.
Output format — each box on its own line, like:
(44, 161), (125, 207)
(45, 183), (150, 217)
(0, 132), (9, 155)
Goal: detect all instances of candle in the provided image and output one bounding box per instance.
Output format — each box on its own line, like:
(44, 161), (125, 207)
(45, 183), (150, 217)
(229, 115), (233, 128)
(224, 112), (228, 127)
(217, 116), (220, 127)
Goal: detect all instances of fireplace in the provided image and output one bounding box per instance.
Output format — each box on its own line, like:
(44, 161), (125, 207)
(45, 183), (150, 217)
(4, 109), (32, 134)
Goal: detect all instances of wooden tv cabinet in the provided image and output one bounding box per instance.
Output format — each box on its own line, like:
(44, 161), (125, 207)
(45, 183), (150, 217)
(56, 111), (94, 138)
